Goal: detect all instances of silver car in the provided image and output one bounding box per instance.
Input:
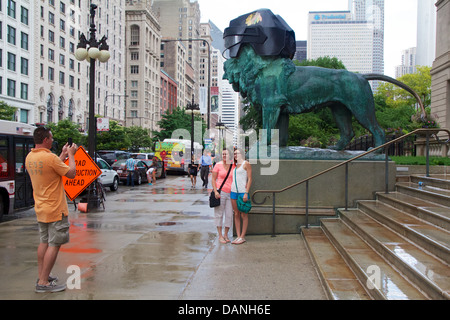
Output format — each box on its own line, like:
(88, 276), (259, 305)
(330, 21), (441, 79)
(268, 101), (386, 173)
(96, 158), (119, 191)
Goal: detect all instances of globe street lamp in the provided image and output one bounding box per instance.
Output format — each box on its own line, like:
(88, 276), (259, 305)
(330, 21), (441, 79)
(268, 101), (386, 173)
(185, 95), (200, 164)
(75, 3), (110, 209)
(75, 3), (110, 159)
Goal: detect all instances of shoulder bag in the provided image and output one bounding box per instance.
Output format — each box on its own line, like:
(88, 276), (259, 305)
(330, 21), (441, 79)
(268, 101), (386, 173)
(209, 164), (232, 208)
(234, 166), (252, 213)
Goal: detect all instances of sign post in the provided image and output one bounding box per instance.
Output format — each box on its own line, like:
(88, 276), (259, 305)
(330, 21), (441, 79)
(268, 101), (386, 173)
(63, 146), (102, 202)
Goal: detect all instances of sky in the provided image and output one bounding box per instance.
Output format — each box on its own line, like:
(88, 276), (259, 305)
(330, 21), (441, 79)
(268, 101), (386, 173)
(197, 0), (418, 77)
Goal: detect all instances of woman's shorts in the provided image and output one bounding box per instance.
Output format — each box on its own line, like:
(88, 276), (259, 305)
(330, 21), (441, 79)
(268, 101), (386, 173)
(230, 191), (246, 200)
(38, 215), (70, 247)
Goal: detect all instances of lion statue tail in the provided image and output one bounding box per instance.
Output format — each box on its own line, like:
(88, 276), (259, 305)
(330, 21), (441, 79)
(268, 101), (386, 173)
(363, 73), (426, 120)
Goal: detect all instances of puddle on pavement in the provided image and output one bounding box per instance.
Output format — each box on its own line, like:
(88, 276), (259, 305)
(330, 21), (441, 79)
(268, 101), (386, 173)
(156, 222), (180, 226)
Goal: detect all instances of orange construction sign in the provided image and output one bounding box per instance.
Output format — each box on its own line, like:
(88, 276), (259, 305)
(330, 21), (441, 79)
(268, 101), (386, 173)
(63, 146), (101, 201)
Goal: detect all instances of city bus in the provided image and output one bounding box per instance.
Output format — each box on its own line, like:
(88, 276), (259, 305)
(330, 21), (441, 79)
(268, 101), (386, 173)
(0, 120), (36, 219)
(155, 139), (202, 174)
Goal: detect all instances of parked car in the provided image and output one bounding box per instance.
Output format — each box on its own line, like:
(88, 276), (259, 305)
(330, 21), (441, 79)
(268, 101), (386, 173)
(141, 158), (166, 179)
(111, 159), (148, 185)
(131, 152), (154, 160)
(96, 158), (119, 191)
(97, 150), (130, 166)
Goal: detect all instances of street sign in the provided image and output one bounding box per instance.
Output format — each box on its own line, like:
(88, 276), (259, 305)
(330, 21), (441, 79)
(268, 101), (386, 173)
(63, 146), (102, 201)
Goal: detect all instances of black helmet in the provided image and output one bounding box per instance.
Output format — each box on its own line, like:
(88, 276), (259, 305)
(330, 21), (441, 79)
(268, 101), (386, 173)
(223, 9), (296, 59)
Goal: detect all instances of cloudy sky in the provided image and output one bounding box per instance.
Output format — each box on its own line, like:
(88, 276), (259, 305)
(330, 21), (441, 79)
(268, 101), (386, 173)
(197, 0), (419, 77)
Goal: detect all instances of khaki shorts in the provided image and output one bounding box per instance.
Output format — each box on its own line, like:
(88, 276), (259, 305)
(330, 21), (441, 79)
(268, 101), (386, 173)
(38, 215), (70, 247)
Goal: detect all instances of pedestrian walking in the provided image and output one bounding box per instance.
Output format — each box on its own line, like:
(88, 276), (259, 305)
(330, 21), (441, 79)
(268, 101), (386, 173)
(200, 150), (212, 188)
(189, 156), (199, 188)
(25, 126), (77, 293)
(125, 155), (136, 187)
(211, 149), (234, 244)
(231, 148), (252, 245)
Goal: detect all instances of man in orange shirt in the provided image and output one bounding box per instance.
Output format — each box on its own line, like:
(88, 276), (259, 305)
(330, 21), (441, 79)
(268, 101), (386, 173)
(25, 126), (77, 293)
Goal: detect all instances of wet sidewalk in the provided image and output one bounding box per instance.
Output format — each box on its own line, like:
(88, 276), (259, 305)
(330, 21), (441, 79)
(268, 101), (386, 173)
(0, 175), (326, 300)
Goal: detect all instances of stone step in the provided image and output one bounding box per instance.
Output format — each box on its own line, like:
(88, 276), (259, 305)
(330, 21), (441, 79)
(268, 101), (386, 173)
(358, 200), (450, 264)
(339, 208), (450, 300)
(302, 227), (372, 300)
(376, 191), (450, 231)
(321, 218), (428, 300)
(411, 174), (450, 190)
(396, 182), (450, 207)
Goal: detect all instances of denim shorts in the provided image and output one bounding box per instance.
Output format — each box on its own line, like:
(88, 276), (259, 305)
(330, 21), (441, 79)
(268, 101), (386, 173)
(230, 191), (246, 200)
(38, 215), (70, 247)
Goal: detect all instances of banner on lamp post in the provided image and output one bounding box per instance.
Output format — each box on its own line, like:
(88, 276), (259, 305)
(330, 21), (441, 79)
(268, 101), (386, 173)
(97, 117), (110, 131)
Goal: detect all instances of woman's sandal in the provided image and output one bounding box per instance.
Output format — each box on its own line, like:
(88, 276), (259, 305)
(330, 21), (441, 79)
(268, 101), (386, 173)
(219, 238), (227, 244)
(232, 237), (241, 244)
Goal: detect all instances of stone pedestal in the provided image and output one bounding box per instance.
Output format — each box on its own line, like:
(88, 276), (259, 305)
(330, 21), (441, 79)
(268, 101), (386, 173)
(245, 158), (396, 234)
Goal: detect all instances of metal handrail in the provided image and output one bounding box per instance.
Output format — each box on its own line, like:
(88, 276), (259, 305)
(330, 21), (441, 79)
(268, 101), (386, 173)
(252, 128), (450, 235)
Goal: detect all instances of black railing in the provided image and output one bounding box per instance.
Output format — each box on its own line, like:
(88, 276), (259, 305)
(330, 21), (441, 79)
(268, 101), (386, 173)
(252, 128), (450, 236)
(346, 134), (417, 156)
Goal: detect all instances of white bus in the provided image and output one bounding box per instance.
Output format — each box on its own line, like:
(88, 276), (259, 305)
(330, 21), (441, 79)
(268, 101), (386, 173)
(0, 120), (36, 220)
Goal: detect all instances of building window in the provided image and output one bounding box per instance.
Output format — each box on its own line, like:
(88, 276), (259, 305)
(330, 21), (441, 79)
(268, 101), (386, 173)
(7, 79), (16, 97)
(20, 6), (28, 25)
(21, 32), (28, 50)
(20, 109), (28, 123)
(59, 71), (65, 85)
(7, 52), (16, 71)
(130, 65), (139, 74)
(130, 26), (139, 45)
(131, 52), (139, 60)
(49, 30), (55, 43)
(20, 57), (28, 75)
(20, 83), (28, 100)
(7, 0), (16, 18)
(7, 25), (16, 45)
(48, 67), (54, 81)
(49, 12), (55, 25)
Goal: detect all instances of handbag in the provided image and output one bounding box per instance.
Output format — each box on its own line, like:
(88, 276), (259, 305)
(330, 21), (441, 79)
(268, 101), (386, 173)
(234, 166), (252, 213)
(209, 164), (232, 208)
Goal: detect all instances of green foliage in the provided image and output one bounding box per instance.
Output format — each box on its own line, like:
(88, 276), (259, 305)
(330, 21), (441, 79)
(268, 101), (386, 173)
(391, 156), (450, 166)
(126, 126), (153, 152)
(294, 56), (347, 70)
(152, 106), (206, 143)
(96, 120), (131, 151)
(0, 101), (17, 120)
(47, 119), (84, 154)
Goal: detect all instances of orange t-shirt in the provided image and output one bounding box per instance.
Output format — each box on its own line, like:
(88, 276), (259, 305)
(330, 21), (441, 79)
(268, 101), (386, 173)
(25, 148), (70, 223)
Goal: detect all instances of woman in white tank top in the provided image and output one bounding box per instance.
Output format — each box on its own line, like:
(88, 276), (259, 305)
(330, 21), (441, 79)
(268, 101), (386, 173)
(230, 148), (252, 245)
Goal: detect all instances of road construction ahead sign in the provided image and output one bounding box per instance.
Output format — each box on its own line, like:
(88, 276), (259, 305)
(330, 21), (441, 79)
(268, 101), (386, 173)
(63, 146), (101, 201)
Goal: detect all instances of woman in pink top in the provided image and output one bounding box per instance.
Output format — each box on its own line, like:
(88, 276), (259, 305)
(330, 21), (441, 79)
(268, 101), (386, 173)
(211, 149), (234, 244)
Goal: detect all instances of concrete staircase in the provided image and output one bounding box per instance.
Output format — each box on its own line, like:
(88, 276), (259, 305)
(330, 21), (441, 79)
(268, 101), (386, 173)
(302, 174), (450, 300)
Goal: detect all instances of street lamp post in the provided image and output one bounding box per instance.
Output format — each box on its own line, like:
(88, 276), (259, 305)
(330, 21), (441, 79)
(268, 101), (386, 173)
(75, 3), (110, 158)
(75, 3), (110, 209)
(215, 121), (226, 154)
(161, 38), (211, 129)
(185, 95), (200, 164)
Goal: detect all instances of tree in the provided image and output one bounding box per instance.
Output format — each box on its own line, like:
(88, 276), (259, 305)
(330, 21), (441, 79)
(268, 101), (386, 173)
(0, 101), (17, 120)
(126, 126), (153, 152)
(152, 106), (206, 143)
(375, 66), (431, 109)
(96, 120), (130, 151)
(47, 119), (84, 154)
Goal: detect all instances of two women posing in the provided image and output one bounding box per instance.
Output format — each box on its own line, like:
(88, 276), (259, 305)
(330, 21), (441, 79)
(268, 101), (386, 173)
(211, 148), (252, 245)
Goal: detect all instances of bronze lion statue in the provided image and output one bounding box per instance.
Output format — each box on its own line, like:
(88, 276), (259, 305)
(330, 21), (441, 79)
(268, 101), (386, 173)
(223, 9), (425, 150)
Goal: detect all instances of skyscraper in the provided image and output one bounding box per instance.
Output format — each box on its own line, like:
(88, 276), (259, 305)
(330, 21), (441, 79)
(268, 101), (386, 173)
(308, 0), (384, 89)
